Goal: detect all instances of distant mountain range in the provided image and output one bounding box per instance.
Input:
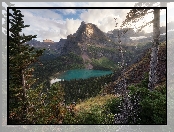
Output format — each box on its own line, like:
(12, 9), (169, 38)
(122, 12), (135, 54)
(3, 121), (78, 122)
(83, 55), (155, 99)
(26, 21), (166, 70)
(26, 21), (166, 51)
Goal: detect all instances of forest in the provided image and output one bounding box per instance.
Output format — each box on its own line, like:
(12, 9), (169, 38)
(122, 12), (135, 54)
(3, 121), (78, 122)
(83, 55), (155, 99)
(8, 8), (166, 125)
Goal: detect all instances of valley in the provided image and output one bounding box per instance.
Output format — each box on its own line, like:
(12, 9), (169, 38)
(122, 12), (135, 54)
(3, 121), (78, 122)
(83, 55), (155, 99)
(29, 22), (164, 86)
(8, 7), (167, 126)
(23, 22), (167, 124)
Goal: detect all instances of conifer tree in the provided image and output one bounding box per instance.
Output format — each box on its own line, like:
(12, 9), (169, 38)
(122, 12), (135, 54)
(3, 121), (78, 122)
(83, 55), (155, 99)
(9, 8), (44, 124)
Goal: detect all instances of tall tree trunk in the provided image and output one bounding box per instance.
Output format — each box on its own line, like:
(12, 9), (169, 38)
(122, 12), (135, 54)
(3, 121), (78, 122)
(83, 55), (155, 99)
(148, 9), (160, 90)
(22, 69), (28, 122)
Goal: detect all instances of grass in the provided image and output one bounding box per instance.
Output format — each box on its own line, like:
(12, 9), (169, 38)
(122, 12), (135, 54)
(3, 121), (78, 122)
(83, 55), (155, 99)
(92, 57), (119, 70)
(75, 94), (119, 111)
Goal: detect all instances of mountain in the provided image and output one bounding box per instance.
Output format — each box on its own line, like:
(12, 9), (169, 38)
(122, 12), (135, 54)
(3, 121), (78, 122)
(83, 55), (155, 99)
(27, 22), (166, 68)
(60, 21), (120, 69)
(29, 21), (166, 83)
(105, 26), (166, 45)
(26, 38), (66, 60)
(60, 21), (155, 70)
(26, 39), (65, 51)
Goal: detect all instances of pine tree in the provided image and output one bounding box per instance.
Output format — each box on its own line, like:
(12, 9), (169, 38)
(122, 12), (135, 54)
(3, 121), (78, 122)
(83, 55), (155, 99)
(8, 8), (44, 124)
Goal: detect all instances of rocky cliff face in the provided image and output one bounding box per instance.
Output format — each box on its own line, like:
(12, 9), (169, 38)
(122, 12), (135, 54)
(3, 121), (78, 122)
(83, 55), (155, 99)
(61, 21), (120, 69)
(62, 21), (114, 53)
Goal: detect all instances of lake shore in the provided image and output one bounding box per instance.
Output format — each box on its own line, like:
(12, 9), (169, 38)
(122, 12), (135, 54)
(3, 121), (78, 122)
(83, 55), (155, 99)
(49, 71), (66, 80)
(49, 69), (113, 85)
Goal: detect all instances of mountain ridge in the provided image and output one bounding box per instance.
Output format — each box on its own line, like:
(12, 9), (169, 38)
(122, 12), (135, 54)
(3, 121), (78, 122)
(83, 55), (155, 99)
(27, 21), (166, 74)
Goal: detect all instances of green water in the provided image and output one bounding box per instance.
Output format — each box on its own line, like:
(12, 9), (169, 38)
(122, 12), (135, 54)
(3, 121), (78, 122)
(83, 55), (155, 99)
(59, 69), (113, 81)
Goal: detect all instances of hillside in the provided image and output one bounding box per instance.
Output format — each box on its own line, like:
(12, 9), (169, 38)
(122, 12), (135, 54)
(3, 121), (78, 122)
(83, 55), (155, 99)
(68, 42), (166, 124)
(102, 42), (166, 94)
(75, 94), (118, 111)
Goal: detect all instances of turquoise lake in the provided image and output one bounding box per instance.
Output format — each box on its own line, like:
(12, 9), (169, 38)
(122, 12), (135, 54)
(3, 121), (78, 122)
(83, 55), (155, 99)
(58, 69), (113, 81)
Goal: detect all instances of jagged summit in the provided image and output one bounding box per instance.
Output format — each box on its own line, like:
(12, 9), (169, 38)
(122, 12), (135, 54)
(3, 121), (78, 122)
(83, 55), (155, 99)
(73, 21), (107, 43)
(62, 21), (118, 69)
(62, 21), (114, 55)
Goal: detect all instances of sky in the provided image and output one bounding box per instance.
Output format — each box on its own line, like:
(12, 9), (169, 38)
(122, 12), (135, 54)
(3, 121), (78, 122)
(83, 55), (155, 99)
(3, 2), (170, 42)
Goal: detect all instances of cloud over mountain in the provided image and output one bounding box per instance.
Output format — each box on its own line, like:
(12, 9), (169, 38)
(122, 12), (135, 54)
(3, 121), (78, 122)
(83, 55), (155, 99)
(5, 2), (168, 42)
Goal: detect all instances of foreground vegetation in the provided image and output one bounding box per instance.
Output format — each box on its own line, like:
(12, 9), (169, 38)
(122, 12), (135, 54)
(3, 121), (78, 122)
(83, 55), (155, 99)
(62, 78), (166, 124)
(18, 78), (166, 124)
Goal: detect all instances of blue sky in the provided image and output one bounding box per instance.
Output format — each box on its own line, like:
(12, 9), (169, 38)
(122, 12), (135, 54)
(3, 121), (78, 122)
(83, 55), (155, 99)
(52, 9), (87, 20)
(3, 2), (170, 42)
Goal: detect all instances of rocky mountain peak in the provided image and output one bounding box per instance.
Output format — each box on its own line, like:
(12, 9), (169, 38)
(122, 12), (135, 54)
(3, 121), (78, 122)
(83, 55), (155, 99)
(72, 21), (107, 43)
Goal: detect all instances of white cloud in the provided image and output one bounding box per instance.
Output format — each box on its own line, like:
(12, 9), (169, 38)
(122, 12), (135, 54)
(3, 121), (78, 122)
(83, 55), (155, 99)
(18, 9), (82, 41)
(65, 18), (81, 36)
(6, 2), (171, 42)
(18, 8), (166, 41)
(32, 9), (62, 20)
(80, 9), (131, 32)
(19, 9), (65, 41)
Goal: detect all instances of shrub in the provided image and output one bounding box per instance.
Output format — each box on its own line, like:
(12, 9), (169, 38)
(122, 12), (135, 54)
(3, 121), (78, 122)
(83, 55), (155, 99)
(104, 97), (122, 115)
(127, 83), (166, 124)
